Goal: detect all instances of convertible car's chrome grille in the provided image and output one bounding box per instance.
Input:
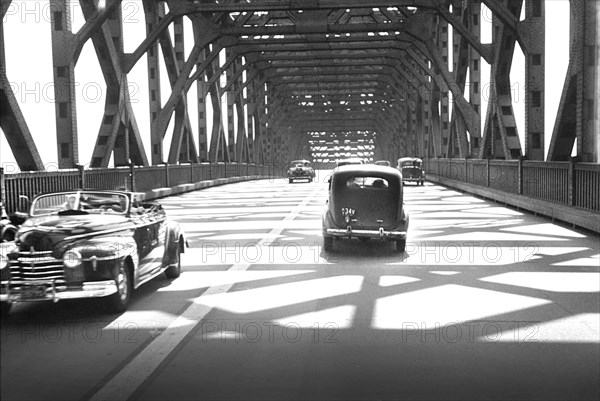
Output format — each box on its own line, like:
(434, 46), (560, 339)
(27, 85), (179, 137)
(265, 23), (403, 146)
(11, 250), (66, 283)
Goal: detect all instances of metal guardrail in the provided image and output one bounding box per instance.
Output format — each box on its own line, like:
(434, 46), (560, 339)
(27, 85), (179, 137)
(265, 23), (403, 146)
(425, 158), (600, 213)
(0, 163), (275, 213)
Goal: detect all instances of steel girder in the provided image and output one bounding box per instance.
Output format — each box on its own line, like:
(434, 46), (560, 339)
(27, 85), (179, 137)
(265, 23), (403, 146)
(1, 0), (597, 169)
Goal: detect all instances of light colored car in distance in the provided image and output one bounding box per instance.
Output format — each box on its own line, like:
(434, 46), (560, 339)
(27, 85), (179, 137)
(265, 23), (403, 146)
(335, 158), (366, 168)
(287, 159), (316, 183)
(374, 160), (391, 167)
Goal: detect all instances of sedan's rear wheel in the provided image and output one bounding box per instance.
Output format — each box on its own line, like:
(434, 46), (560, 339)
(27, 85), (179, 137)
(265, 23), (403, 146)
(323, 236), (334, 252)
(105, 261), (131, 313)
(396, 239), (406, 253)
(165, 244), (181, 279)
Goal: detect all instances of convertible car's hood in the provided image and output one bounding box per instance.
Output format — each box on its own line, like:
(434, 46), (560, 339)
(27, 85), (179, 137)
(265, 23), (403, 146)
(16, 214), (133, 252)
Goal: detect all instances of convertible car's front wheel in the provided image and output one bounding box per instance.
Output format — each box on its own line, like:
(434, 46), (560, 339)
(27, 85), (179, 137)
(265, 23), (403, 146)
(165, 244), (181, 279)
(105, 261), (131, 313)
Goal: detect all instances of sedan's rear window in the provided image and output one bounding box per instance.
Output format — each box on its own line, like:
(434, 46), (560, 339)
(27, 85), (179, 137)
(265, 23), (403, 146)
(345, 176), (389, 188)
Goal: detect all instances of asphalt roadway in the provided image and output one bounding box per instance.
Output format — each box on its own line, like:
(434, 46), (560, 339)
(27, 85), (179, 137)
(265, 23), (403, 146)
(1, 172), (599, 400)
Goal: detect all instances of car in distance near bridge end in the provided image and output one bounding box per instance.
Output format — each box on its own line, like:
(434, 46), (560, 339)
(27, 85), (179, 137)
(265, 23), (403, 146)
(287, 159), (316, 183)
(397, 157), (425, 185)
(0, 190), (186, 316)
(322, 164), (409, 252)
(335, 157), (366, 168)
(374, 160), (391, 167)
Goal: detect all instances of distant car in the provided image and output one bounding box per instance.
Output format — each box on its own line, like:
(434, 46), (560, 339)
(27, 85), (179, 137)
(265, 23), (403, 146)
(335, 158), (365, 168)
(397, 157), (425, 185)
(287, 159), (316, 183)
(322, 165), (409, 252)
(0, 190), (186, 315)
(374, 160), (391, 167)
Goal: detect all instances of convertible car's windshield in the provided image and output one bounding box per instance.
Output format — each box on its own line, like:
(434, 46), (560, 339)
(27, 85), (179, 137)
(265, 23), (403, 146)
(31, 192), (129, 216)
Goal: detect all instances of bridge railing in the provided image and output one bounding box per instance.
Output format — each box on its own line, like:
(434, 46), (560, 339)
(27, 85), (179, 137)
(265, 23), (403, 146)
(1, 162), (275, 213)
(425, 158), (600, 213)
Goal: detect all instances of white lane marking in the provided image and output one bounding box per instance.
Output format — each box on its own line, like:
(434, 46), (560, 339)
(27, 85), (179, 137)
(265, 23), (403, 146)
(88, 185), (322, 401)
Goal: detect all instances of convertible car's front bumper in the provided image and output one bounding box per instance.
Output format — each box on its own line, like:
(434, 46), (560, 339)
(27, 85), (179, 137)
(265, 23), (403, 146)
(0, 280), (117, 303)
(325, 227), (407, 239)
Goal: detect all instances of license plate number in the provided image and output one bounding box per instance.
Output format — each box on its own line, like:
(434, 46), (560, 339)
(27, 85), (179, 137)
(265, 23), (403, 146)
(21, 285), (47, 300)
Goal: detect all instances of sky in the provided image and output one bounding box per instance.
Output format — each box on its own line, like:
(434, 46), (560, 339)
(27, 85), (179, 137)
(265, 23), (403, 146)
(0, 0), (571, 172)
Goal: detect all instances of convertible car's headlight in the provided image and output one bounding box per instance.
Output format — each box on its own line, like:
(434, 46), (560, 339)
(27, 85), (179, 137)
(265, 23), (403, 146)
(63, 250), (82, 268)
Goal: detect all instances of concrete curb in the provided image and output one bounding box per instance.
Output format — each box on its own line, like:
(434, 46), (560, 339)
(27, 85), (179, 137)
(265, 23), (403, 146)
(142, 175), (271, 202)
(427, 174), (600, 234)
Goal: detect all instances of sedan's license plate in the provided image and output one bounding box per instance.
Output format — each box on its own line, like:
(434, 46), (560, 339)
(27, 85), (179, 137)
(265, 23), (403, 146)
(21, 285), (47, 300)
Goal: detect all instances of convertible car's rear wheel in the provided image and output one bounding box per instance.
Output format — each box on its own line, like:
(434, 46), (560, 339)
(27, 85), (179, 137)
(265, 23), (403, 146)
(0, 302), (11, 316)
(396, 239), (406, 253)
(165, 244), (181, 279)
(289, 178), (293, 184)
(323, 236), (334, 252)
(105, 261), (131, 313)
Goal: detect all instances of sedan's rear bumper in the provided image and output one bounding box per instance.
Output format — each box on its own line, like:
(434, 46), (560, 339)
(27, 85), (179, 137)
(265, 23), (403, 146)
(0, 280), (117, 303)
(325, 228), (407, 240)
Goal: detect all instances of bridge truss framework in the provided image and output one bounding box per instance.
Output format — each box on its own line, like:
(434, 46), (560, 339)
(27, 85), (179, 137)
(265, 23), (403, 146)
(0, 0), (598, 171)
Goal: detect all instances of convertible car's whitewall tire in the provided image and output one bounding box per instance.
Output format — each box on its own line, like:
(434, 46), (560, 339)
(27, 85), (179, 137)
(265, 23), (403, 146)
(165, 245), (181, 279)
(396, 239), (406, 253)
(0, 302), (11, 316)
(105, 261), (131, 313)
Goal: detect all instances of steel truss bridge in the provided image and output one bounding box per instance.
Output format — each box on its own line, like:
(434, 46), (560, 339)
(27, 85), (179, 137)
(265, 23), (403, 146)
(0, 0), (598, 226)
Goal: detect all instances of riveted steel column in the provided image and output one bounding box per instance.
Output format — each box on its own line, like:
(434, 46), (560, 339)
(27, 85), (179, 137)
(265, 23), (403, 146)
(523, 0), (545, 160)
(225, 48), (236, 161)
(144, 0), (163, 164)
(547, 0), (598, 162)
(438, 14), (451, 157)
(50, 0), (78, 168)
(197, 48), (209, 162)
(581, 0), (598, 162)
(468, 1), (482, 157)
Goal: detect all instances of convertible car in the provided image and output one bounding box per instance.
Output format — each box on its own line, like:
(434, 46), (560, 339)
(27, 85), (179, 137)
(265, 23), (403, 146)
(322, 165), (409, 252)
(335, 157), (365, 168)
(0, 190), (186, 315)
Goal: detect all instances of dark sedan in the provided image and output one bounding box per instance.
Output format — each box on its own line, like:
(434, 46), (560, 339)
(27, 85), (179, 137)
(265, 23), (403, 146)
(322, 165), (409, 252)
(397, 157), (425, 185)
(0, 190), (186, 315)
